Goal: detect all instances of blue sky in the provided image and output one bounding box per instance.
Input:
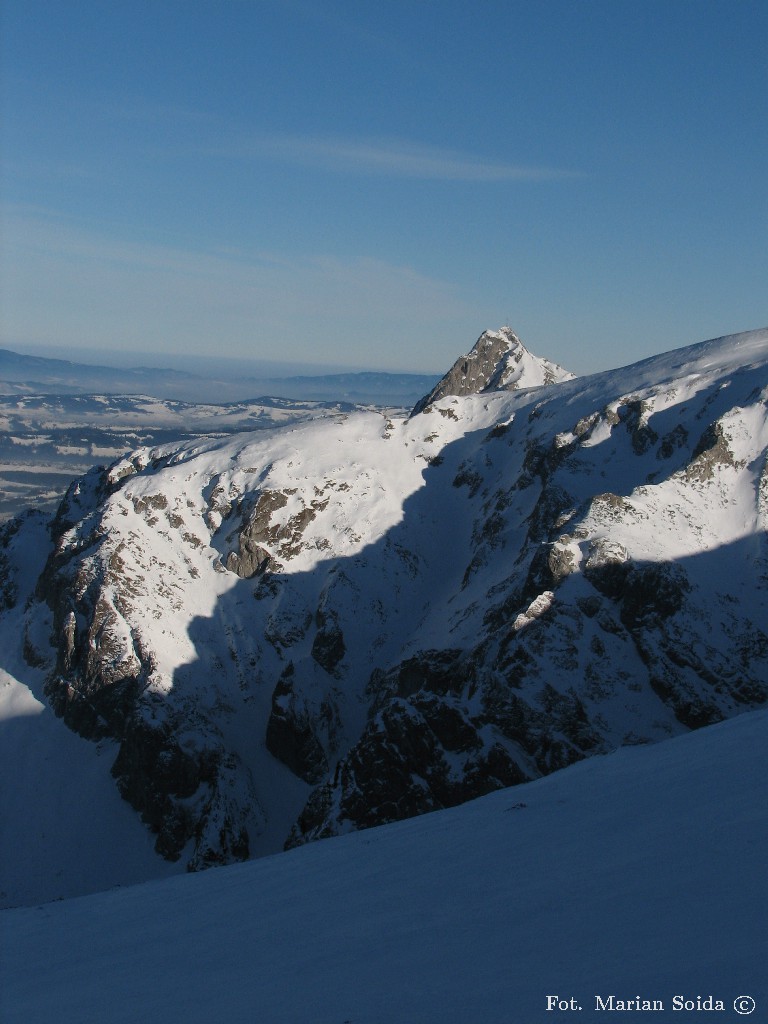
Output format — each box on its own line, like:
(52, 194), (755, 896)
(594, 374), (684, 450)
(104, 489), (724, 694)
(1, 0), (766, 375)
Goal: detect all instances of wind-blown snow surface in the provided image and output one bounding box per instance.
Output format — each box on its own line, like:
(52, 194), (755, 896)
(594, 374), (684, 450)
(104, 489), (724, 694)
(1, 708), (766, 1024)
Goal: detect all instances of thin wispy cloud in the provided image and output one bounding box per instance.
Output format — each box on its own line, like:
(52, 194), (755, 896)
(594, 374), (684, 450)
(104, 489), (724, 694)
(246, 135), (579, 182)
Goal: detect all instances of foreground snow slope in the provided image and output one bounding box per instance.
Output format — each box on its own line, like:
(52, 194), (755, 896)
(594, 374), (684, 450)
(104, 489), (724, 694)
(2, 707), (766, 1024)
(0, 670), (181, 909)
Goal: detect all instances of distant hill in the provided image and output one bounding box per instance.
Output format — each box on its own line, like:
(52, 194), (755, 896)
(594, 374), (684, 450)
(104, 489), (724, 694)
(0, 347), (439, 406)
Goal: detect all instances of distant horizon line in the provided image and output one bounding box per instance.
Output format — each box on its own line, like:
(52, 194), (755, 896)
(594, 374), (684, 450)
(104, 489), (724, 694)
(0, 339), (444, 381)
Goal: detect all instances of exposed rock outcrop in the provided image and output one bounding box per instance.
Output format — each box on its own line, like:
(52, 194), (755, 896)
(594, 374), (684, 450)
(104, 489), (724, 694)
(411, 326), (574, 415)
(265, 665), (329, 783)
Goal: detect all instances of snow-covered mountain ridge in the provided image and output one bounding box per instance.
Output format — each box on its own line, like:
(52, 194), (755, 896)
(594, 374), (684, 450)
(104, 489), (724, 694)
(0, 391), (364, 521)
(2, 325), (767, 881)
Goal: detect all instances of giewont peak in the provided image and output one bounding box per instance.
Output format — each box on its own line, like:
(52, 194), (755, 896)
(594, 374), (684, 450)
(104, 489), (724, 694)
(410, 326), (574, 416)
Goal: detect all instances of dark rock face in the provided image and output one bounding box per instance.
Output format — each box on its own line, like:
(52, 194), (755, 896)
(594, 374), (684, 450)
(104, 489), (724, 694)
(366, 648), (469, 709)
(111, 713), (252, 867)
(288, 638), (608, 846)
(286, 692), (529, 847)
(111, 716), (204, 859)
(42, 557), (145, 742)
(686, 421), (739, 481)
(265, 666), (329, 783)
(622, 399), (659, 455)
(310, 610), (346, 675)
(619, 562), (690, 629)
(0, 518), (22, 611)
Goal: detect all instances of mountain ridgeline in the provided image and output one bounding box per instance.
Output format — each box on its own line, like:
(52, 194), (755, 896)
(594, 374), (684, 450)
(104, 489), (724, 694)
(5, 325), (767, 869)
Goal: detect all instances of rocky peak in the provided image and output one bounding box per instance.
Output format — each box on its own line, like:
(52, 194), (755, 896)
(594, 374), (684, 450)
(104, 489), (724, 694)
(410, 326), (574, 416)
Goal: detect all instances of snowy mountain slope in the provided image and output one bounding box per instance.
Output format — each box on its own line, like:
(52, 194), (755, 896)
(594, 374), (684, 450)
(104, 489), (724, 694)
(2, 326), (767, 890)
(0, 391), (363, 521)
(2, 707), (766, 1024)
(0, 346), (439, 520)
(0, 667), (181, 909)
